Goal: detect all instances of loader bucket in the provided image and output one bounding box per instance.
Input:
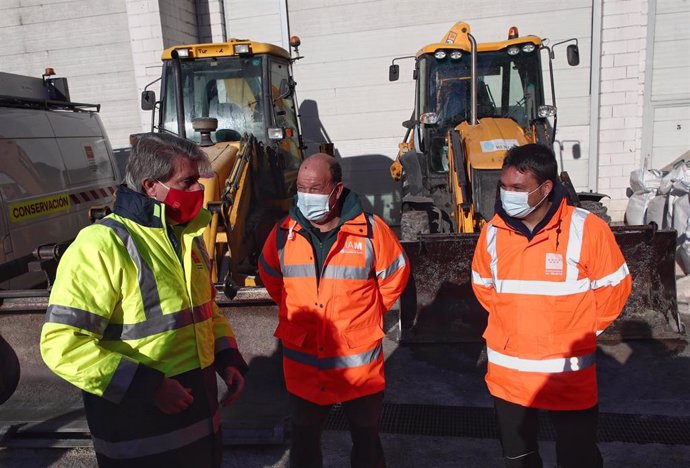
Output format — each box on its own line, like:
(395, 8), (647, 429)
(397, 225), (683, 343)
(398, 234), (486, 343)
(606, 225), (682, 340)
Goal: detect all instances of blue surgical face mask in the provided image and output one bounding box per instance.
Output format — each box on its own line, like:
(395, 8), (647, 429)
(500, 182), (547, 219)
(297, 186), (336, 222)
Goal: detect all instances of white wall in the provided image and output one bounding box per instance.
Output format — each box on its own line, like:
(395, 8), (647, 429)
(645, 0), (690, 172)
(197, 0), (226, 43)
(224, 0), (285, 47)
(127, 0), (227, 138)
(596, 0), (650, 219)
(597, 0), (690, 221)
(125, 0), (166, 140)
(160, 0), (199, 48)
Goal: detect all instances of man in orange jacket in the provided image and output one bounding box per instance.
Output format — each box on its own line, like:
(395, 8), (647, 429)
(471, 144), (631, 468)
(259, 153), (409, 468)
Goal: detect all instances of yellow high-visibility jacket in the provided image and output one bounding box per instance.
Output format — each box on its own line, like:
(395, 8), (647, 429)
(40, 185), (246, 464)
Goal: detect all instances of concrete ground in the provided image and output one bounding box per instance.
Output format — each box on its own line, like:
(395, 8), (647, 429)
(4, 436), (690, 468)
(2, 305), (689, 467)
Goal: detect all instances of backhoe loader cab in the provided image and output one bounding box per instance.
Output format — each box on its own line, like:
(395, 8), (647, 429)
(142, 39), (304, 293)
(389, 22), (569, 237)
(156, 41), (301, 156)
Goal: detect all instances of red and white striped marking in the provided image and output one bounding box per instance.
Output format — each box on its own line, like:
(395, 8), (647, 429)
(69, 186), (116, 205)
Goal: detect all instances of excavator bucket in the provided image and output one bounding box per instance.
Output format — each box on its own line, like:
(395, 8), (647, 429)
(397, 225), (683, 343)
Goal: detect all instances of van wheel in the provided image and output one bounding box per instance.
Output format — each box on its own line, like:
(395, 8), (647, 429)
(580, 200), (612, 224)
(401, 211), (430, 241)
(0, 335), (20, 404)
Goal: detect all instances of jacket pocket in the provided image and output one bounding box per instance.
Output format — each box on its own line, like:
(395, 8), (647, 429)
(539, 327), (596, 357)
(342, 322), (385, 349)
(273, 320), (308, 348)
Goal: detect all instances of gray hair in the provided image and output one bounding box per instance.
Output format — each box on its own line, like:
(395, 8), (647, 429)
(330, 160), (342, 184)
(124, 132), (211, 193)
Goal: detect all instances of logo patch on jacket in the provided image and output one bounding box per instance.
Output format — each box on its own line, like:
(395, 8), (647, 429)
(341, 240), (364, 254)
(545, 253), (563, 275)
(191, 250), (204, 269)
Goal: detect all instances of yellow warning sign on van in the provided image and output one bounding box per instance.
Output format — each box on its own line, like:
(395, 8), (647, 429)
(9, 194), (72, 223)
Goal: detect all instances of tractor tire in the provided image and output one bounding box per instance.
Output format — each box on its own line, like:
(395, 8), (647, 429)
(401, 210), (430, 241)
(580, 200), (612, 224)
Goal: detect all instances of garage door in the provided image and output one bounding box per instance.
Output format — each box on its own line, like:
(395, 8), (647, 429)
(645, 1), (690, 169)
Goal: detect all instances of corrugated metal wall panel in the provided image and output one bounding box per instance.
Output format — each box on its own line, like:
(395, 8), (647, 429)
(649, 1), (690, 168)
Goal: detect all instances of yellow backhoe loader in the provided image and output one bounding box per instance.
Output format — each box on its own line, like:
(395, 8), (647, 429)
(388, 22), (682, 342)
(140, 37), (305, 300)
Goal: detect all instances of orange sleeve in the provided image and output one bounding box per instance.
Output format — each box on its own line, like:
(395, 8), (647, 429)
(373, 216), (410, 311)
(258, 224), (284, 304)
(583, 216), (632, 332)
(471, 224), (496, 314)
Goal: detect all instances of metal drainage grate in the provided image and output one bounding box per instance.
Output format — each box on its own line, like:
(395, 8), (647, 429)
(324, 403), (690, 446)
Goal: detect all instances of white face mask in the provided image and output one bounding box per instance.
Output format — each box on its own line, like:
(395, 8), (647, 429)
(500, 182), (547, 219)
(297, 187), (336, 222)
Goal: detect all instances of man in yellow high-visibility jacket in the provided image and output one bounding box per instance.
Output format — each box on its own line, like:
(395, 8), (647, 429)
(40, 132), (247, 467)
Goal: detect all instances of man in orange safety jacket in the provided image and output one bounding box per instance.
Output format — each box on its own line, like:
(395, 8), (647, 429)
(471, 144), (631, 468)
(259, 153), (409, 468)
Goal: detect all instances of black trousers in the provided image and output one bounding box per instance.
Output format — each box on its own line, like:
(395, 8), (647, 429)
(289, 391), (385, 468)
(493, 396), (603, 468)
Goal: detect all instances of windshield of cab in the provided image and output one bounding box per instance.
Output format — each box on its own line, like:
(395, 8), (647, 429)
(421, 48), (543, 128)
(161, 56), (265, 143)
(419, 46), (543, 172)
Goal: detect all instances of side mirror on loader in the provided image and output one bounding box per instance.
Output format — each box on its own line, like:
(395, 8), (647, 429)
(389, 64), (400, 82)
(567, 44), (580, 66)
(141, 90), (156, 110)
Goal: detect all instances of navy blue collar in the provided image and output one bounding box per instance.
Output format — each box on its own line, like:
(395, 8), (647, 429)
(113, 184), (164, 228)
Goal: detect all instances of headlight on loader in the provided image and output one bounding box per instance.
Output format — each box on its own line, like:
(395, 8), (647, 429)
(420, 112), (439, 125)
(233, 44), (252, 56)
(268, 127), (285, 140)
(538, 105), (557, 118)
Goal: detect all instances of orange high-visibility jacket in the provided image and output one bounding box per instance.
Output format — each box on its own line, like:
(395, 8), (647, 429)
(259, 212), (409, 405)
(471, 198), (632, 410)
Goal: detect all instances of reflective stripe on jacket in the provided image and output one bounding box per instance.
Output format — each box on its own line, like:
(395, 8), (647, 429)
(259, 212), (409, 405)
(471, 199), (631, 410)
(40, 186), (246, 461)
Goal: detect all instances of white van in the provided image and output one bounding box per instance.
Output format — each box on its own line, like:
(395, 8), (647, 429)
(0, 70), (120, 289)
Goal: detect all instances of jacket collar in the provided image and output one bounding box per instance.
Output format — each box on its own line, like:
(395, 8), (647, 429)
(492, 182), (569, 240)
(113, 184), (210, 234)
